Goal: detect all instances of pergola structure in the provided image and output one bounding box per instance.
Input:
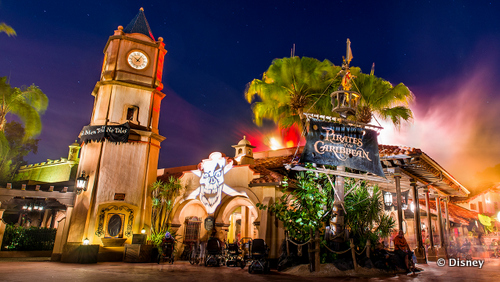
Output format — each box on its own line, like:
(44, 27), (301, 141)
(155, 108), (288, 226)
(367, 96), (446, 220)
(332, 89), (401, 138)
(259, 144), (469, 264)
(0, 183), (76, 250)
(358, 145), (469, 263)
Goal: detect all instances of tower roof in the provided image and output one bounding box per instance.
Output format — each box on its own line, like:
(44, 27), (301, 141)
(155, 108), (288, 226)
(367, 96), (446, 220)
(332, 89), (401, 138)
(232, 136), (256, 148)
(123, 7), (155, 41)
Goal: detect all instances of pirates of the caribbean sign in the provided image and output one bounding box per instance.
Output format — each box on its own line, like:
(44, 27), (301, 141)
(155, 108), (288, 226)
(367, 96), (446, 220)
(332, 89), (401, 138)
(79, 123), (130, 143)
(300, 118), (385, 177)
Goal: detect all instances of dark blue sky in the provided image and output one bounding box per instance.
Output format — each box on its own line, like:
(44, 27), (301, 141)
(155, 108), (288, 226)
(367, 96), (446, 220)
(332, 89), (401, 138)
(2, 1), (500, 186)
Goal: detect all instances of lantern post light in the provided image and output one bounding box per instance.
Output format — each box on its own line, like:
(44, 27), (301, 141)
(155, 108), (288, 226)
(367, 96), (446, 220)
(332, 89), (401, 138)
(384, 192), (393, 206)
(83, 238), (90, 245)
(76, 171), (89, 195)
(141, 228), (146, 234)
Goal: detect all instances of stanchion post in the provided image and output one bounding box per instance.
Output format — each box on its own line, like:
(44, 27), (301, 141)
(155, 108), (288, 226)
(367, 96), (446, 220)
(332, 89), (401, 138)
(350, 239), (357, 270)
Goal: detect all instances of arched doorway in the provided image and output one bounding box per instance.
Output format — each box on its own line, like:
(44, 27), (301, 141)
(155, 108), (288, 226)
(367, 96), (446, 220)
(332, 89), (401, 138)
(217, 197), (258, 243)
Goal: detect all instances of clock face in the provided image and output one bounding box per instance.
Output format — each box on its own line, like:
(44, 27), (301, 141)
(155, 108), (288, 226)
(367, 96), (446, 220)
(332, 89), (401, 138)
(127, 51), (148, 70)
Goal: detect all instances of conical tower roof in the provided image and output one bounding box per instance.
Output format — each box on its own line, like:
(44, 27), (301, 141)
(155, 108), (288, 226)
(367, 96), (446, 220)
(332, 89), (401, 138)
(123, 7), (155, 40)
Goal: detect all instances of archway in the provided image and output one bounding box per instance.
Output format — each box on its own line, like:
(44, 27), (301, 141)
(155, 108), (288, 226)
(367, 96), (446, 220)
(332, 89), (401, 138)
(216, 197), (257, 243)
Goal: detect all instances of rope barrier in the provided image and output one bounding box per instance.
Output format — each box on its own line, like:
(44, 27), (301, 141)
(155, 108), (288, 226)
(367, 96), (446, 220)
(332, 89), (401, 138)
(321, 241), (352, 255)
(286, 237), (312, 257)
(355, 245), (368, 256)
(321, 240), (370, 257)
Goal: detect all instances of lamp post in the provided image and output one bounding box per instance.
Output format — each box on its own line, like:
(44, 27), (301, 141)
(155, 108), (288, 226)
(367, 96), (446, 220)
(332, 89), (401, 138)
(76, 171), (89, 195)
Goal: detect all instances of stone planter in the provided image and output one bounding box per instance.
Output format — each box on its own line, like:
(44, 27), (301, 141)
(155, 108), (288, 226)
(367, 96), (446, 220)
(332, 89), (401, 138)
(101, 238), (127, 247)
(123, 244), (154, 263)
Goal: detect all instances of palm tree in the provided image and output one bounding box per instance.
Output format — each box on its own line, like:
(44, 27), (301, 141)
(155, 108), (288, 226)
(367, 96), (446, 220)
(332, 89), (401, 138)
(245, 56), (342, 130)
(349, 67), (414, 127)
(0, 77), (48, 139)
(150, 177), (182, 235)
(245, 58), (413, 130)
(0, 23), (16, 37)
(344, 178), (395, 248)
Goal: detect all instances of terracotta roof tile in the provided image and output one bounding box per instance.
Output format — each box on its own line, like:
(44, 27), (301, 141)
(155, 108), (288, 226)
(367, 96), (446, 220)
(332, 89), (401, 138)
(419, 199), (479, 225)
(453, 183), (500, 204)
(378, 145), (422, 157)
(249, 165), (284, 184)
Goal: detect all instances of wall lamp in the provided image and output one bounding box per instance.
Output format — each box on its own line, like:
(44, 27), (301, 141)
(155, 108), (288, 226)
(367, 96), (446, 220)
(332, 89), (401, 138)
(76, 171), (89, 195)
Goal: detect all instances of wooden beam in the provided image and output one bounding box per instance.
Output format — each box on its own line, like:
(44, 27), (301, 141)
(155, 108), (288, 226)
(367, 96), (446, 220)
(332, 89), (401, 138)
(286, 165), (392, 183)
(0, 188), (76, 207)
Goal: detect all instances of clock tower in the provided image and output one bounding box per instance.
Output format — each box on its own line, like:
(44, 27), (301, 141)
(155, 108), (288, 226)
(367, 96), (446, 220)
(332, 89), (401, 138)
(63, 8), (167, 253)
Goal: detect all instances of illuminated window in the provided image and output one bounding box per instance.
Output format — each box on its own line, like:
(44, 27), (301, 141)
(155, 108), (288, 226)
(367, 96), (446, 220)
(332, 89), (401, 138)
(494, 202), (499, 211)
(470, 203), (477, 211)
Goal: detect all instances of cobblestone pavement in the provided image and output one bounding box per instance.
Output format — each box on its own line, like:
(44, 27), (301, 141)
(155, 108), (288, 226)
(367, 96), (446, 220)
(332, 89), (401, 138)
(0, 258), (498, 281)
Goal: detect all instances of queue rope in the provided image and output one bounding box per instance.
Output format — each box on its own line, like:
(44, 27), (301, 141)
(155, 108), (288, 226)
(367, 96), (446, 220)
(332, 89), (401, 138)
(355, 244), (368, 256)
(286, 236), (312, 257)
(321, 241), (352, 255)
(321, 240), (369, 257)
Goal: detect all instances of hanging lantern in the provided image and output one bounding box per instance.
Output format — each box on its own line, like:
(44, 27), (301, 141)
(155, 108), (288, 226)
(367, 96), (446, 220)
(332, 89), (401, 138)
(76, 171), (89, 195)
(384, 192), (393, 206)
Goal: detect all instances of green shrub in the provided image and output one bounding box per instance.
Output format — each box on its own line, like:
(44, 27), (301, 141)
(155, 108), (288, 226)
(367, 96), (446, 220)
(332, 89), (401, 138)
(2, 224), (56, 251)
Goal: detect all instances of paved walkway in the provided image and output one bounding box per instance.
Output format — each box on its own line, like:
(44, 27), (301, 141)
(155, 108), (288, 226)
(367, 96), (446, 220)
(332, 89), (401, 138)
(0, 258), (498, 281)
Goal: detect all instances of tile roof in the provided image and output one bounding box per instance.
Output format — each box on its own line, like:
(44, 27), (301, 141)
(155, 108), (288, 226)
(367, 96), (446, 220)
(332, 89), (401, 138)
(419, 199), (479, 225)
(453, 183), (500, 204)
(378, 145), (422, 157)
(157, 165), (197, 182)
(249, 165), (284, 184)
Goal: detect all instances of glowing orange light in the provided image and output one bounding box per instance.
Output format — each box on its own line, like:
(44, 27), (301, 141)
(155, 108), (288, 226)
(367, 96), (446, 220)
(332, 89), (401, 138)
(269, 137), (282, 150)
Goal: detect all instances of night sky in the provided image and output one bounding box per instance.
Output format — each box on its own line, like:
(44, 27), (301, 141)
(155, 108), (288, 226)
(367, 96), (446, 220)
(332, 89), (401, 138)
(2, 1), (500, 188)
